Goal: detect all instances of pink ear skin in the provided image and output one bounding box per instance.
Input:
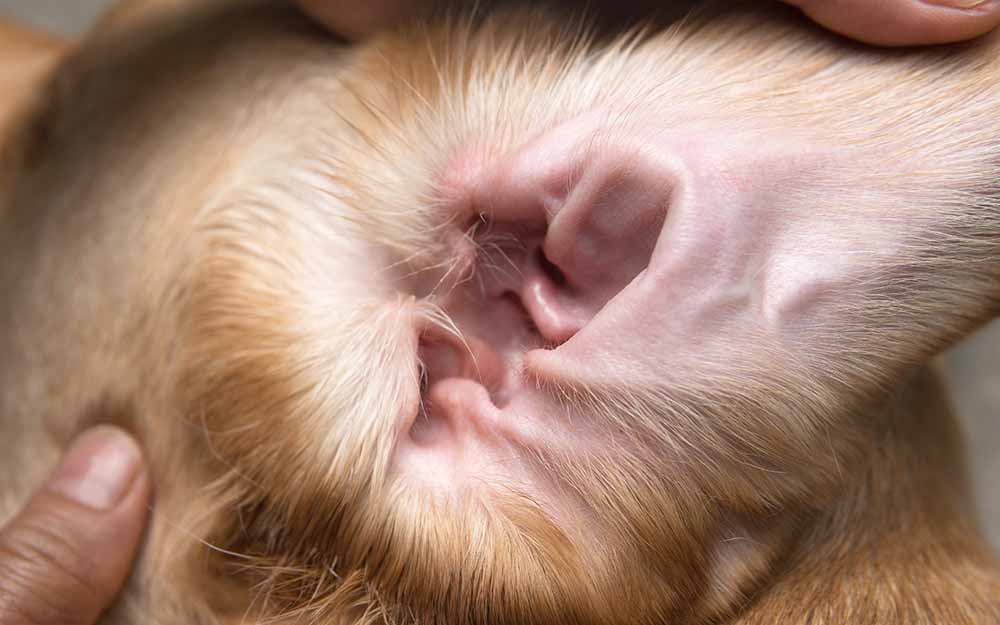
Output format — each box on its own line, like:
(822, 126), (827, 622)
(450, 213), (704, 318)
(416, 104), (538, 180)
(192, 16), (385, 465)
(473, 115), (673, 348)
(396, 111), (895, 491)
(477, 114), (836, 372)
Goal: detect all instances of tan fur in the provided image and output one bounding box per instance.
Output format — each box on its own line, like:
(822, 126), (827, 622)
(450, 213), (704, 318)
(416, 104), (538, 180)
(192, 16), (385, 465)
(0, 1), (999, 624)
(0, 19), (64, 124)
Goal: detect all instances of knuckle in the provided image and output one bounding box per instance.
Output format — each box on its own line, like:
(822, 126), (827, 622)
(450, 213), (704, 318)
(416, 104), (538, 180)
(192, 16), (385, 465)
(0, 585), (75, 625)
(0, 568), (87, 625)
(0, 512), (103, 625)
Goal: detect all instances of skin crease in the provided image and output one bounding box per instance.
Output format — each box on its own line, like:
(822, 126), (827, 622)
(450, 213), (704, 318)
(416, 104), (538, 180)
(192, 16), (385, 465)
(5, 1), (995, 622)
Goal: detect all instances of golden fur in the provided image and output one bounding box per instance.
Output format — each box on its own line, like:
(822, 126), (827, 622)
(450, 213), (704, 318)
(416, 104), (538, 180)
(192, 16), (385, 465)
(0, 1), (998, 624)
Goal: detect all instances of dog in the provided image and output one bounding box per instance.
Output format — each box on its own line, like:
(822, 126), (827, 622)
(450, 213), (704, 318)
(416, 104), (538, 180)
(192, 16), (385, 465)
(1, 1), (999, 623)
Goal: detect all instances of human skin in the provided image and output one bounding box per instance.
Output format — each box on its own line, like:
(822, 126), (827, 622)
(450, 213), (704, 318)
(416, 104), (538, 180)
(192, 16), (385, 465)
(0, 428), (149, 625)
(0, 1), (999, 624)
(298, 0), (1000, 44)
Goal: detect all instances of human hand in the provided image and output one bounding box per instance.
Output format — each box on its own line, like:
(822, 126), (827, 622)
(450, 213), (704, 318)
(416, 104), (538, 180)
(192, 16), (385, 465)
(786, 0), (1000, 45)
(0, 428), (150, 625)
(298, 0), (1000, 45)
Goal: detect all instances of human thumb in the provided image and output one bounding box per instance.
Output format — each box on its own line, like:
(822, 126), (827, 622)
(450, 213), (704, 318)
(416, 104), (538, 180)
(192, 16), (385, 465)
(0, 427), (150, 625)
(785, 0), (1000, 46)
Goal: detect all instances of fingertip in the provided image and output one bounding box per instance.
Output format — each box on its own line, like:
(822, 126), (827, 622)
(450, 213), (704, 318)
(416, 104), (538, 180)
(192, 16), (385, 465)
(42, 426), (152, 582)
(788, 0), (1000, 46)
(48, 426), (146, 511)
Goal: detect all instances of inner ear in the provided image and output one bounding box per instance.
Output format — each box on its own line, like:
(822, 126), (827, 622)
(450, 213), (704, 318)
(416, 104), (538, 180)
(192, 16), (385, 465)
(0, 18), (67, 134)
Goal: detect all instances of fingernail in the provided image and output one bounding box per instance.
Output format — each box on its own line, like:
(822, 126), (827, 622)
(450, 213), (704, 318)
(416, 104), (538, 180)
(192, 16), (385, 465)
(48, 427), (144, 510)
(924, 0), (993, 9)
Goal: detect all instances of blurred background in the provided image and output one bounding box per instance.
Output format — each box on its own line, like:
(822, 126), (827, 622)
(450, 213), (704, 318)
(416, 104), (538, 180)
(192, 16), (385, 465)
(1, 0), (998, 549)
(0, 0), (102, 33)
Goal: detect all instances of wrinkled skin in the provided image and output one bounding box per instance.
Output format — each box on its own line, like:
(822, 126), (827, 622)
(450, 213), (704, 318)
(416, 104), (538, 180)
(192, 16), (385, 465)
(0, 1), (999, 624)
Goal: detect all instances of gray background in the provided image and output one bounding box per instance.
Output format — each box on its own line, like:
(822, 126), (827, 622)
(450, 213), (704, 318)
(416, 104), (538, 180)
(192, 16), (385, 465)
(3, 0), (998, 549)
(0, 0), (102, 34)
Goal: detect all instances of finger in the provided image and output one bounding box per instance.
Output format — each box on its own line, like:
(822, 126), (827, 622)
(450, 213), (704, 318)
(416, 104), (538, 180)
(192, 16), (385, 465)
(785, 0), (1000, 46)
(0, 427), (150, 625)
(296, 0), (416, 40)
